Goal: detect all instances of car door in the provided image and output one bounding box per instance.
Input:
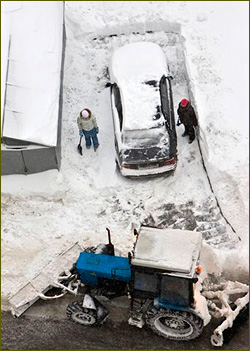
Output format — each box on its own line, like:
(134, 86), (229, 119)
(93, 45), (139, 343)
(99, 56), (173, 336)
(160, 75), (177, 158)
(110, 83), (123, 153)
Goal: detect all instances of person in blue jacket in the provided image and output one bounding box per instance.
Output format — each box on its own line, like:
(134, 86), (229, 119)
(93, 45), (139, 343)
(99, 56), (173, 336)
(77, 108), (99, 151)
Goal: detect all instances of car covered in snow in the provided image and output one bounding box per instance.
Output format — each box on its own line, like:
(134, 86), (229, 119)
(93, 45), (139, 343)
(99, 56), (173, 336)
(109, 42), (177, 177)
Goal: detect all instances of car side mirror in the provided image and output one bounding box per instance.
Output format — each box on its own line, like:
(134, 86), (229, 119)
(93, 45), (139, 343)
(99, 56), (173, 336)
(105, 82), (112, 88)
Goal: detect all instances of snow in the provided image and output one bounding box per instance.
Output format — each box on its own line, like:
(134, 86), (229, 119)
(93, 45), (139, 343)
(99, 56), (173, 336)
(110, 42), (168, 130)
(1, 1), (63, 146)
(1, 1), (249, 310)
(132, 227), (202, 274)
(110, 42), (168, 79)
(193, 285), (211, 327)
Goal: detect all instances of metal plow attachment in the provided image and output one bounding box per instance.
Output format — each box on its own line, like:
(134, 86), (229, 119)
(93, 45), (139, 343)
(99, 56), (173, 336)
(202, 280), (249, 347)
(9, 242), (82, 317)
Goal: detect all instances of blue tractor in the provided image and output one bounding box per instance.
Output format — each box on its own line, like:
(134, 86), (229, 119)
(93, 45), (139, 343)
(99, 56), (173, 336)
(66, 226), (210, 341)
(9, 225), (248, 346)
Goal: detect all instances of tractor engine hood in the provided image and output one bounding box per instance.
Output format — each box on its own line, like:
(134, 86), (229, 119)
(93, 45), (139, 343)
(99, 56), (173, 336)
(76, 252), (131, 285)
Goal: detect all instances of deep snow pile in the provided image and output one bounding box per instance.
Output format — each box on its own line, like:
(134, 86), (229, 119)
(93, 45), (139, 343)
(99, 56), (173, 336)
(1, 1), (248, 309)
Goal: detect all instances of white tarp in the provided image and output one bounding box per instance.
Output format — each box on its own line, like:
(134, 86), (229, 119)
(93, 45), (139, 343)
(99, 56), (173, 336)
(1, 1), (64, 147)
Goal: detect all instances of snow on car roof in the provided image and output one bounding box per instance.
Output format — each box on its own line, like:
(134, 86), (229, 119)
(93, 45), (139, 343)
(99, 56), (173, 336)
(110, 42), (169, 131)
(132, 227), (202, 275)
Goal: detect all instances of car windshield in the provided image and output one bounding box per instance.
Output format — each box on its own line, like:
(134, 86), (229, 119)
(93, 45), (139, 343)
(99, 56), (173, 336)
(122, 125), (169, 149)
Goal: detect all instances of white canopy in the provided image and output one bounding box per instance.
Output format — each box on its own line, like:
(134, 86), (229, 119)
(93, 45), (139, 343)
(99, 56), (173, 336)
(1, 1), (64, 147)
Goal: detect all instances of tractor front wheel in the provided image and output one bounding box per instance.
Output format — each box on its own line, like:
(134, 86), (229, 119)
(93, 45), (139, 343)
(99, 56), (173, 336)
(145, 307), (203, 341)
(66, 301), (98, 326)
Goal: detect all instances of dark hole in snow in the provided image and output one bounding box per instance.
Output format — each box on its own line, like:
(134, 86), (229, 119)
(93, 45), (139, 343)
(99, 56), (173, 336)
(103, 66), (110, 80)
(144, 80), (158, 87)
(153, 113), (161, 120)
(153, 105), (161, 120)
(43, 287), (64, 297)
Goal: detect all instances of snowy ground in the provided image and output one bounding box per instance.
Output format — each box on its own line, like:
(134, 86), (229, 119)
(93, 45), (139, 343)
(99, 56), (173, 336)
(1, 1), (249, 309)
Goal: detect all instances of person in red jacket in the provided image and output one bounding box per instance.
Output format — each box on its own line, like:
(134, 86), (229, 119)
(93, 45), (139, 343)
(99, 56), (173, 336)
(177, 99), (198, 144)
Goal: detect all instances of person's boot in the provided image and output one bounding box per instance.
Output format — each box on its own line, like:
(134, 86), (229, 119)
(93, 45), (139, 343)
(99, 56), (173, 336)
(86, 145), (91, 149)
(94, 145), (99, 152)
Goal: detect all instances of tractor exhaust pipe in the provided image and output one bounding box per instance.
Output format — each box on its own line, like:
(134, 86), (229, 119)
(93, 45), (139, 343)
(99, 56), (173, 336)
(107, 227), (112, 245)
(106, 228), (115, 256)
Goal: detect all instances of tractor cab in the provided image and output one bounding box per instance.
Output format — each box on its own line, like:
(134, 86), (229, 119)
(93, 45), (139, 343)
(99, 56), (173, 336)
(128, 226), (210, 338)
(131, 226), (202, 309)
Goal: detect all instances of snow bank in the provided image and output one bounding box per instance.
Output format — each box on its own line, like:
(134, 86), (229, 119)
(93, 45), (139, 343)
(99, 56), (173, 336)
(182, 1), (249, 245)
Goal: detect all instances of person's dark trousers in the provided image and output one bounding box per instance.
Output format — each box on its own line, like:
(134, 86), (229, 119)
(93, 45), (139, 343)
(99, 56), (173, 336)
(83, 128), (99, 149)
(184, 125), (195, 141)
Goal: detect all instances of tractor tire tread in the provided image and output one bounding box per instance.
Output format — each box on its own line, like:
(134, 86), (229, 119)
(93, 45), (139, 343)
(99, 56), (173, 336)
(66, 301), (98, 326)
(145, 306), (203, 341)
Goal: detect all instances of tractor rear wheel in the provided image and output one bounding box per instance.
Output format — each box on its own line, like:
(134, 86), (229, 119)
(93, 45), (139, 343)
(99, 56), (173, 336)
(145, 306), (203, 341)
(66, 301), (98, 326)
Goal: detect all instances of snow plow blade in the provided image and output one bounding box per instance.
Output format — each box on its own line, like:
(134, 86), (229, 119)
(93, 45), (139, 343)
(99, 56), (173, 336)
(202, 281), (249, 347)
(9, 242), (82, 317)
